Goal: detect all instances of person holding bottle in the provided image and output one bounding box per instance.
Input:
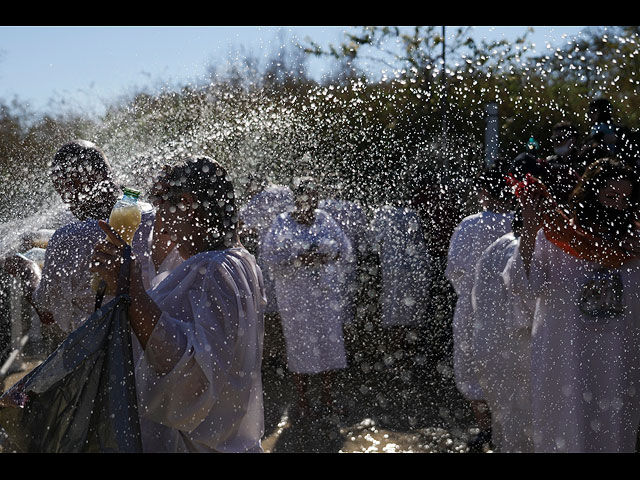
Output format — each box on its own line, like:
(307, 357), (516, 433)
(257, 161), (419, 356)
(90, 156), (266, 453)
(2, 140), (158, 351)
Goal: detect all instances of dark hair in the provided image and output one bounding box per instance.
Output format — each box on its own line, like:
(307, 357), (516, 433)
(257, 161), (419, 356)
(569, 156), (640, 226)
(51, 140), (112, 180)
(475, 162), (511, 201)
(509, 152), (542, 179)
(153, 156), (238, 247)
(552, 121), (579, 142)
(589, 98), (613, 122)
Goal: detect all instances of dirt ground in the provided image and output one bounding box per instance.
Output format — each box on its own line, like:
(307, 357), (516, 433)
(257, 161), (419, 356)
(257, 317), (480, 453)
(0, 322), (481, 454)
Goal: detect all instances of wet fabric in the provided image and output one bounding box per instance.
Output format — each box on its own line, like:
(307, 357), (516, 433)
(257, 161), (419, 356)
(370, 206), (431, 328)
(504, 229), (640, 452)
(134, 248), (266, 453)
(0, 247), (142, 453)
(319, 199), (368, 325)
(472, 233), (534, 453)
(240, 185), (294, 314)
(262, 209), (351, 374)
(32, 206), (154, 333)
(446, 209), (514, 401)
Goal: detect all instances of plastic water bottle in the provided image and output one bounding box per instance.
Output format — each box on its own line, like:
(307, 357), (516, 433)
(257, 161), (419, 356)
(91, 188), (143, 294)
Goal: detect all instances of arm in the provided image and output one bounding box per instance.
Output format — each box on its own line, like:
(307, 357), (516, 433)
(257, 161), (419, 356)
(261, 217), (307, 269)
(519, 189), (546, 277)
(3, 253), (57, 325)
(91, 220), (162, 348)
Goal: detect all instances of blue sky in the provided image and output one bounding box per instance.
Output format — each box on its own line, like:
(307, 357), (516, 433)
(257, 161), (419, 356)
(0, 26), (588, 118)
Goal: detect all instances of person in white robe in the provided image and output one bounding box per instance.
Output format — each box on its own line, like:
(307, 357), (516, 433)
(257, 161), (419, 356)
(472, 226), (534, 453)
(239, 180), (293, 366)
(445, 164), (514, 449)
(1, 141), (156, 352)
(370, 204), (431, 359)
(239, 180), (294, 314)
(504, 157), (640, 452)
(91, 156), (266, 453)
(261, 178), (352, 417)
(319, 196), (368, 327)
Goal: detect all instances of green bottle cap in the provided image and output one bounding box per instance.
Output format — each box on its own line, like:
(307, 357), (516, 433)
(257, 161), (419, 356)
(123, 187), (141, 199)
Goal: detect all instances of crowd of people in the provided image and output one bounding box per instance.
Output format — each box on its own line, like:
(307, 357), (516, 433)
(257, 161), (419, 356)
(447, 98), (640, 453)
(1, 97), (640, 453)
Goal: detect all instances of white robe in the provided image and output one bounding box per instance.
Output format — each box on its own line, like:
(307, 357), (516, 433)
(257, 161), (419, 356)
(319, 199), (368, 324)
(33, 205), (154, 333)
(239, 185), (294, 314)
(261, 209), (351, 374)
(319, 199), (369, 256)
(133, 248), (266, 453)
(445, 210), (513, 401)
(472, 232), (534, 452)
(503, 229), (640, 452)
(370, 206), (431, 328)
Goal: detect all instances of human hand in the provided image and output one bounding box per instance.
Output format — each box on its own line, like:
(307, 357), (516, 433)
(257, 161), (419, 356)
(89, 220), (134, 293)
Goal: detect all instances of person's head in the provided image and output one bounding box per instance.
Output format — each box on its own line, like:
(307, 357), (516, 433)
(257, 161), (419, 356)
(150, 156), (238, 254)
(589, 98), (614, 124)
(50, 140), (118, 221)
(475, 162), (513, 211)
(510, 152), (542, 180)
(569, 156), (640, 236)
(292, 177), (320, 215)
(551, 122), (579, 157)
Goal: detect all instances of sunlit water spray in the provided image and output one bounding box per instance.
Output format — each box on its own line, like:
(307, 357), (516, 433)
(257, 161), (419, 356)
(0, 76), (492, 452)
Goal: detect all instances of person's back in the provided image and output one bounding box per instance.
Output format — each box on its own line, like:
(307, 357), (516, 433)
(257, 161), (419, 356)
(472, 231), (534, 452)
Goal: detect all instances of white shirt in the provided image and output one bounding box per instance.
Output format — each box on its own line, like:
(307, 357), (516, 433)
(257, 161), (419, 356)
(134, 248), (266, 453)
(472, 232), (534, 452)
(261, 209), (351, 374)
(319, 198), (368, 324)
(239, 185), (294, 314)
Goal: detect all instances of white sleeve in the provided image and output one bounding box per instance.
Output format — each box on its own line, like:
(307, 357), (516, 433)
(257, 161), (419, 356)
(471, 247), (497, 316)
(32, 230), (89, 332)
(502, 230), (548, 309)
(135, 257), (262, 433)
(321, 216), (354, 263)
(260, 217), (305, 270)
(445, 223), (469, 295)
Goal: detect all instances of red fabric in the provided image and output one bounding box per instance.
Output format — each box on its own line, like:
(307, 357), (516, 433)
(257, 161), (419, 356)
(515, 174), (637, 269)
